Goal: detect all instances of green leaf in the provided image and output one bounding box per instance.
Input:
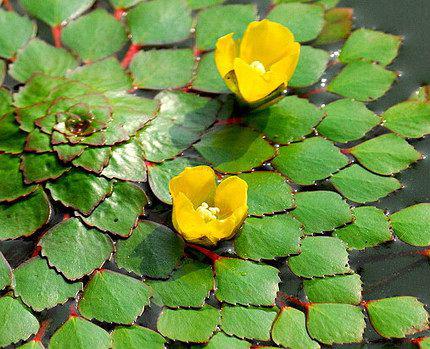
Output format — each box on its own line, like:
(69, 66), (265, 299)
(80, 181), (147, 237)
(192, 51), (229, 94)
(127, 0), (192, 45)
(9, 39), (78, 82)
(314, 8), (353, 46)
(0, 113), (27, 154)
(13, 256), (82, 311)
(214, 257), (280, 306)
(148, 156), (204, 205)
(382, 101), (430, 138)
(62, 9), (127, 61)
(291, 191), (353, 234)
(50, 316), (110, 349)
(327, 61), (397, 101)
(195, 125), (275, 173)
(0, 88), (13, 116)
(0, 9), (35, 59)
(19, 0), (94, 26)
(350, 133), (421, 175)
(0, 296), (39, 347)
(330, 164), (402, 203)
(25, 129), (52, 153)
(131, 49), (194, 90)
(148, 258), (213, 308)
(410, 85), (430, 102)
(101, 140), (147, 182)
(0, 154), (37, 202)
(273, 137), (349, 185)
(366, 297), (429, 338)
(303, 274), (362, 305)
(272, 307), (320, 349)
(195, 4), (256, 50)
(78, 269), (151, 324)
(245, 95), (324, 144)
(138, 91), (219, 162)
(237, 171), (294, 216)
(268, 3), (325, 42)
(317, 99), (380, 143)
(307, 303), (365, 344)
(0, 188), (51, 240)
(339, 28), (402, 66)
(46, 169), (113, 215)
(195, 332), (250, 349)
(289, 46), (330, 88)
(334, 206), (392, 249)
(111, 326), (166, 349)
(187, 0), (224, 9)
(109, 0), (142, 9)
(221, 305), (277, 341)
(72, 147), (111, 173)
(54, 144), (87, 162)
(390, 204), (430, 246)
(115, 220), (184, 278)
(0, 252), (12, 291)
(234, 214), (301, 261)
(68, 58), (132, 92)
(21, 153), (69, 184)
(157, 306), (220, 343)
(39, 217), (113, 280)
(288, 236), (351, 277)
(17, 340), (45, 349)
(0, 59), (4, 85)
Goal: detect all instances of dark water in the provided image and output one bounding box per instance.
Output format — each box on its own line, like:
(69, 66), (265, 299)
(1, 0), (429, 348)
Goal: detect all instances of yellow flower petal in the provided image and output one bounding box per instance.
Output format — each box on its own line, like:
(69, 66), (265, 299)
(269, 42), (301, 84)
(215, 176), (248, 215)
(240, 19), (296, 68)
(172, 192), (207, 240)
(215, 33), (239, 77)
(234, 57), (283, 103)
(169, 166), (216, 206)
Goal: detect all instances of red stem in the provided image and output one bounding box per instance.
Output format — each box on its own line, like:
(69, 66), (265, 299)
(187, 243), (221, 262)
(52, 25), (62, 48)
(216, 117), (243, 126)
(69, 304), (79, 318)
(299, 87), (327, 99)
(31, 245), (42, 257)
(340, 148), (351, 155)
(121, 43), (142, 68)
(417, 248), (430, 257)
(3, 0), (13, 11)
(114, 8), (126, 20)
(34, 320), (50, 342)
(278, 292), (309, 309)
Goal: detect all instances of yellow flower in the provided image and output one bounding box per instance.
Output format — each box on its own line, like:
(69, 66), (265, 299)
(169, 166), (248, 246)
(215, 19), (301, 103)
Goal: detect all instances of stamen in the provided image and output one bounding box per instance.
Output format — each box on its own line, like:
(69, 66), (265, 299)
(196, 202), (220, 222)
(250, 60), (266, 74)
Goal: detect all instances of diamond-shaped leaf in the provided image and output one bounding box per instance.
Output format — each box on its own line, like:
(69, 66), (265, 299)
(62, 9), (127, 62)
(221, 305), (277, 341)
(214, 257), (280, 306)
(127, 0), (192, 45)
(290, 46), (330, 88)
(314, 7), (353, 45)
(245, 96), (324, 144)
(115, 220), (184, 278)
(307, 303), (365, 345)
(365, 297), (429, 338)
(234, 214), (301, 261)
(237, 171), (294, 216)
(78, 269), (151, 324)
(273, 137), (349, 185)
(272, 307), (320, 349)
(187, 0), (224, 9)
(317, 99), (380, 143)
(39, 218), (114, 280)
(288, 236), (351, 277)
(331, 164), (402, 203)
(149, 258), (213, 308)
(111, 326), (166, 349)
(0, 113), (27, 154)
(109, 0), (142, 9)
(13, 256), (82, 311)
(21, 153), (69, 184)
(49, 316), (110, 349)
(0, 187), (51, 240)
(72, 147), (111, 173)
(157, 306), (220, 343)
(390, 204), (430, 246)
(303, 274), (362, 305)
(0, 296), (39, 348)
(195, 125), (275, 173)
(25, 129), (52, 153)
(291, 191), (352, 234)
(334, 206), (392, 249)
(339, 28), (401, 66)
(192, 51), (229, 94)
(0, 88), (13, 116)
(0, 252), (12, 291)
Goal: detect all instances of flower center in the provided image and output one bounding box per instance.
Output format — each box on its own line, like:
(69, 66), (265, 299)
(196, 202), (220, 222)
(250, 60), (266, 74)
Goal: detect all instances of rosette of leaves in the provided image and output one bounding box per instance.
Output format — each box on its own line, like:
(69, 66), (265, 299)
(0, 0), (429, 348)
